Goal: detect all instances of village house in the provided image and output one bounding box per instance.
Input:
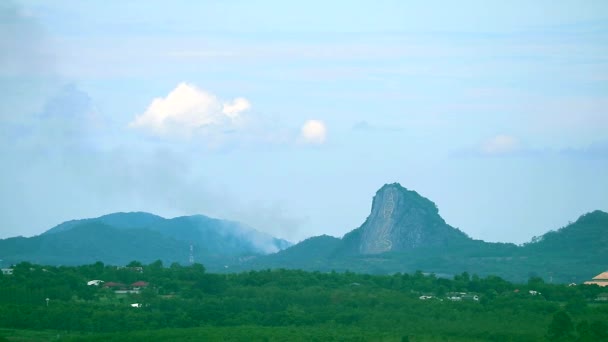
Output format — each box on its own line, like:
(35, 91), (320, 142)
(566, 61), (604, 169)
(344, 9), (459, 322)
(103, 281), (150, 294)
(447, 294), (462, 301)
(116, 266), (144, 273)
(584, 271), (608, 287)
(131, 281), (149, 291)
(461, 294), (480, 301)
(103, 282), (127, 290)
(446, 292), (479, 301)
(1, 268), (14, 275)
(595, 293), (608, 302)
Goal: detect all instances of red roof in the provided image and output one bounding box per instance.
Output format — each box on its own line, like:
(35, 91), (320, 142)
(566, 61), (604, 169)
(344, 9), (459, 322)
(104, 282), (126, 288)
(131, 281), (149, 287)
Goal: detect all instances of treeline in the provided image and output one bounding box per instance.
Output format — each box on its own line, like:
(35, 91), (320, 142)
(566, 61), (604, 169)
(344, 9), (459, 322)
(0, 261), (607, 341)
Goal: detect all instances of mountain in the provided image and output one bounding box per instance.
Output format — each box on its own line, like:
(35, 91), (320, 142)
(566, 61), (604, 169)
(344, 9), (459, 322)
(42, 212), (165, 235)
(340, 183), (472, 255)
(242, 235), (342, 271)
(238, 183), (608, 283)
(0, 212), (291, 270)
(2, 184), (606, 283)
(0, 222), (188, 266)
(520, 210), (608, 270)
(523, 210), (608, 256)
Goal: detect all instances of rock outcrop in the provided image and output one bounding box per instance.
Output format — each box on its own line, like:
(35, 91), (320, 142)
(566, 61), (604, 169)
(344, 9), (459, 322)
(358, 183), (470, 254)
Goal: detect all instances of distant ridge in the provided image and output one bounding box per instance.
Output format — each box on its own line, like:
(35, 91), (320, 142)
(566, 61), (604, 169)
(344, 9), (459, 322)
(1, 183), (606, 283)
(0, 212), (291, 270)
(43, 212), (165, 235)
(241, 183), (608, 283)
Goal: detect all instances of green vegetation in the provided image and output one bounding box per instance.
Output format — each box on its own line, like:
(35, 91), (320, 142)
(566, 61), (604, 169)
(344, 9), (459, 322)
(0, 212), (290, 269)
(1, 261), (607, 341)
(1, 192), (606, 285)
(239, 210), (608, 283)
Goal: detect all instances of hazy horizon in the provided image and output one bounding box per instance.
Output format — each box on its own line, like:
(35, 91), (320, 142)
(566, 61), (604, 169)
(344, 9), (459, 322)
(1, 0), (607, 244)
(2, 187), (605, 246)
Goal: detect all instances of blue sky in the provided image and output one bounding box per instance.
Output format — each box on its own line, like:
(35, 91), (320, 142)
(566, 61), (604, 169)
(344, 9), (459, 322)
(1, 0), (607, 244)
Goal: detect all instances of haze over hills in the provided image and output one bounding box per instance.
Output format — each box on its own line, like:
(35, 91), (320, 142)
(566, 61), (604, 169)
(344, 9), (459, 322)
(1, 183), (606, 283)
(239, 183), (608, 283)
(0, 212), (291, 270)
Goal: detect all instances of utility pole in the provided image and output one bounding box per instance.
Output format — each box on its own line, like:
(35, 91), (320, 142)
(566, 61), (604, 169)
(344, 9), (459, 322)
(189, 243), (194, 265)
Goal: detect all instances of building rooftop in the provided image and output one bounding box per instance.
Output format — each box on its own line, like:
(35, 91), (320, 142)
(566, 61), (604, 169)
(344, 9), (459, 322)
(584, 281), (608, 287)
(592, 271), (608, 280)
(104, 282), (126, 288)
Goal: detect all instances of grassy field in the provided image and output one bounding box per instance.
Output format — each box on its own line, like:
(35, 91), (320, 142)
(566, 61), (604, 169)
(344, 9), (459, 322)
(1, 326), (507, 342)
(0, 329), (80, 342)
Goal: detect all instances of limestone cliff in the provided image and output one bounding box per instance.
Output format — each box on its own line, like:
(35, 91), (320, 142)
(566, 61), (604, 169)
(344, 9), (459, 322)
(357, 183), (470, 254)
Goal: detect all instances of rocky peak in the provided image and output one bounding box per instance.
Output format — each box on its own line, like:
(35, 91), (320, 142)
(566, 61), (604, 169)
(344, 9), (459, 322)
(359, 183), (467, 254)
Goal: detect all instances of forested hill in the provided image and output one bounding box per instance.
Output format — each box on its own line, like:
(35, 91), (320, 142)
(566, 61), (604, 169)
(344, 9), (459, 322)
(523, 210), (608, 256)
(240, 184), (608, 283)
(0, 212), (291, 270)
(42, 212), (166, 235)
(1, 184), (606, 284)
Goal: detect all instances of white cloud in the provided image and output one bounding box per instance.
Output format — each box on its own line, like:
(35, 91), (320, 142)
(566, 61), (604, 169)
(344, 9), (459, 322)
(129, 83), (250, 137)
(299, 119), (327, 144)
(481, 134), (520, 155)
(223, 97), (251, 118)
(130, 85), (327, 147)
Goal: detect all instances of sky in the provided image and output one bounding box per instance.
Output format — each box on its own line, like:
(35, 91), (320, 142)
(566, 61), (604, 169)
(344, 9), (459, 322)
(1, 0), (607, 244)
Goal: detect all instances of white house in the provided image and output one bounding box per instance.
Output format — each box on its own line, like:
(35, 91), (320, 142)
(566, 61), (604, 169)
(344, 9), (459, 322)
(1, 268), (13, 275)
(87, 280), (104, 286)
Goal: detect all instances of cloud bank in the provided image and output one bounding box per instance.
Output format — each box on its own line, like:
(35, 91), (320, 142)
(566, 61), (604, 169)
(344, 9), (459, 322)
(129, 83), (251, 138)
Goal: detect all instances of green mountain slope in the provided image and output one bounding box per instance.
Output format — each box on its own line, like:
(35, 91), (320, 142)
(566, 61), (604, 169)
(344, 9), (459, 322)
(0, 223), (188, 265)
(241, 235), (342, 271)
(42, 212), (165, 235)
(239, 184), (608, 283)
(0, 212), (291, 270)
(523, 210), (608, 257)
(2, 184), (606, 283)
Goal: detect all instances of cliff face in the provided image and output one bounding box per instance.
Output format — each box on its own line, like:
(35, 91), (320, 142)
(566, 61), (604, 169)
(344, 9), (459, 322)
(243, 184), (607, 283)
(358, 183), (470, 254)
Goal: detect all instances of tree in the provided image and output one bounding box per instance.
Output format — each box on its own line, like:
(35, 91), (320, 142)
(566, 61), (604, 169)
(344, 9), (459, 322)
(565, 294), (587, 314)
(589, 320), (608, 340)
(148, 260), (163, 270)
(546, 311), (574, 341)
(528, 276), (545, 288)
(577, 320), (592, 342)
(127, 261), (143, 267)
